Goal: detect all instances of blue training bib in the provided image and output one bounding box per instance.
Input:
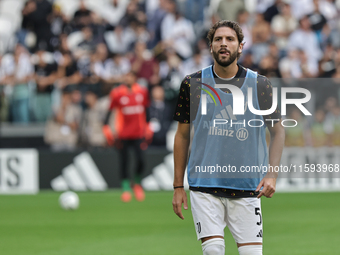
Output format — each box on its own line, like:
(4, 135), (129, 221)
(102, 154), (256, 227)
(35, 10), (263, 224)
(187, 66), (268, 190)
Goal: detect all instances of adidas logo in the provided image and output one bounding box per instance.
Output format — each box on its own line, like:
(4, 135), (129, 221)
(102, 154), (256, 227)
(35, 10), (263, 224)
(215, 104), (237, 120)
(51, 152), (108, 191)
(256, 229), (263, 238)
(205, 95), (237, 120)
(141, 153), (189, 191)
(206, 95), (248, 120)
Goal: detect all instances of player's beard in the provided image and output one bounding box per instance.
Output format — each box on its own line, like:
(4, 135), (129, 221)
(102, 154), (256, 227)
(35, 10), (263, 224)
(212, 48), (239, 67)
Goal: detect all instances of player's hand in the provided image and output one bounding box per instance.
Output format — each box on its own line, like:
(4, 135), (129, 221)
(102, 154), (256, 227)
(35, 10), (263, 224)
(256, 177), (276, 198)
(172, 188), (188, 220)
(102, 125), (115, 146)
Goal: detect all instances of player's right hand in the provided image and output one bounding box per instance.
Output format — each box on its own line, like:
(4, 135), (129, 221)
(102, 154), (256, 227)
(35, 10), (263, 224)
(172, 188), (188, 220)
(102, 125), (115, 146)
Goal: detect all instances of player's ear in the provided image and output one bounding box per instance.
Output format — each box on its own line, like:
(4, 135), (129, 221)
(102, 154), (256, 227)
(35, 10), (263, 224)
(238, 42), (244, 54)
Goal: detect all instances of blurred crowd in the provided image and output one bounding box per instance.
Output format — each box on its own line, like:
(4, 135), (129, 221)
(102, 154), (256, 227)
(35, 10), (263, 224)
(0, 0), (339, 149)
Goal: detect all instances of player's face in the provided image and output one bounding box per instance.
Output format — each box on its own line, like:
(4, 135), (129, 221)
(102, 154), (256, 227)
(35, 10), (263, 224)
(211, 27), (243, 67)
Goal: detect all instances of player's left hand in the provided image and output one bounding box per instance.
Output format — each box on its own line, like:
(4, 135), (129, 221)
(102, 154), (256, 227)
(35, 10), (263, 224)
(255, 177), (276, 198)
(102, 125), (115, 146)
(172, 188), (188, 220)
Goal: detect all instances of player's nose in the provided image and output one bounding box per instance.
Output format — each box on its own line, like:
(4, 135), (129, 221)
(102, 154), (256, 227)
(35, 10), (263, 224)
(220, 38), (228, 46)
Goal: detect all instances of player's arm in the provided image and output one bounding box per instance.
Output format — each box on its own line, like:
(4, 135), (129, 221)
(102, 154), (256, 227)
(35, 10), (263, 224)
(172, 75), (193, 219)
(172, 122), (190, 220)
(256, 121), (285, 198)
(256, 75), (285, 198)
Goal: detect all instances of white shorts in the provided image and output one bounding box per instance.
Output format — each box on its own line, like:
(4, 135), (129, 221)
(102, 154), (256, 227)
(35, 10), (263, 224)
(190, 190), (263, 244)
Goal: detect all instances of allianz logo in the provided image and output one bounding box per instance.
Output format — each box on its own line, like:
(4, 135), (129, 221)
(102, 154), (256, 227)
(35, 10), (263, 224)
(201, 103), (249, 141)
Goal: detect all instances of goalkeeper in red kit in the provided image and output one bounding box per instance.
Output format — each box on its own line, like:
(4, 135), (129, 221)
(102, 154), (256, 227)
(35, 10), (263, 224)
(103, 71), (153, 202)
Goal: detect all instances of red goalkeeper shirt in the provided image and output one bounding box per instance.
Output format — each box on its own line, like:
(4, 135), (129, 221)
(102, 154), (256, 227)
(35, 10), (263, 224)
(109, 83), (150, 139)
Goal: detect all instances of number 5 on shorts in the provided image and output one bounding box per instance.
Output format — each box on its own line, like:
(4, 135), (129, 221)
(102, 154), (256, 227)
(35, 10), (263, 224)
(255, 207), (262, 226)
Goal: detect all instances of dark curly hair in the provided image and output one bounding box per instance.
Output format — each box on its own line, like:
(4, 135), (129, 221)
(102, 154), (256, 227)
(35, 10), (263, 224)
(207, 20), (244, 46)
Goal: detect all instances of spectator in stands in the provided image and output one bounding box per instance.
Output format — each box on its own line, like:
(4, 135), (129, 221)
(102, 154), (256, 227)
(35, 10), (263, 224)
(255, 0), (276, 14)
(104, 25), (136, 54)
(44, 88), (82, 151)
(147, 0), (168, 49)
(0, 54), (17, 121)
(279, 49), (300, 79)
(308, 0), (328, 42)
(102, 53), (131, 92)
(93, 43), (110, 82)
(271, 1), (298, 51)
(290, 0), (315, 20)
(180, 49), (211, 78)
(236, 9), (253, 52)
(259, 42), (280, 77)
(252, 13), (271, 44)
(130, 41), (159, 87)
(159, 47), (182, 86)
(183, 0), (208, 25)
(319, 0), (338, 24)
(90, 11), (107, 44)
(10, 44), (34, 123)
(100, 0), (129, 28)
(119, 0), (146, 28)
(216, 0), (245, 22)
(77, 50), (102, 98)
(148, 85), (173, 146)
(79, 89), (107, 148)
(33, 49), (58, 122)
(58, 33), (71, 53)
(21, 0), (36, 31)
(158, 47), (183, 103)
(251, 13), (271, 64)
(318, 44), (336, 77)
(49, 3), (70, 44)
(161, 0), (195, 59)
(280, 48), (319, 79)
(240, 51), (259, 71)
(259, 55), (280, 78)
(134, 23), (150, 44)
(196, 38), (213, 65)
(76, 26), (97, 56)
(72, 0), (93, 30)
(263, 0), (283, 23)
(56, 51), (82, 90)
(288, 15), (323, 72)
(298, 49), (319, 78)
(21, 0), (53, 51)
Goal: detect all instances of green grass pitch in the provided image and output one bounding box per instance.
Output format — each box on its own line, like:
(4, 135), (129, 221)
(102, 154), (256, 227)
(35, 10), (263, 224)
(1, 191), (339, 255)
